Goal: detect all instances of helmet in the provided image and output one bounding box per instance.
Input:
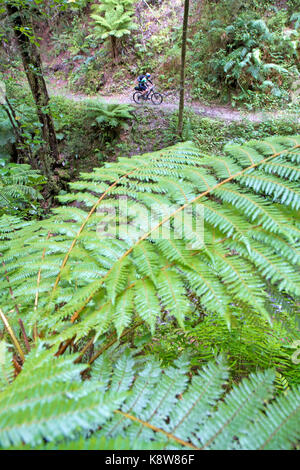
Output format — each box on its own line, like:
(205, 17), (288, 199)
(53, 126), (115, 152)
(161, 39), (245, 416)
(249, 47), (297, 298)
(146, 73), (151, 78)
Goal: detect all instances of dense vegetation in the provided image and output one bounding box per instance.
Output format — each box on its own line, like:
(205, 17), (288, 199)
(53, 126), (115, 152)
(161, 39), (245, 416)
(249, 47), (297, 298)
(0, 0), (299, 452)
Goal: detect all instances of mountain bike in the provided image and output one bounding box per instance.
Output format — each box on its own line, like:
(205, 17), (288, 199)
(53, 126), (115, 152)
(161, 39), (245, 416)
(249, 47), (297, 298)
(133, 86), (163, 105)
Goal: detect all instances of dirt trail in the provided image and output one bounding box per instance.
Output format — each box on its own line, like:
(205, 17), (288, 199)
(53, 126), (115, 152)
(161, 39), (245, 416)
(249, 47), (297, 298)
(48, 79), (300, 123)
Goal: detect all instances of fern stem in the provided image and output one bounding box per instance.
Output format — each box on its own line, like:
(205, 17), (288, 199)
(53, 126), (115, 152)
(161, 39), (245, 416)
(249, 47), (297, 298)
(55, 336), (76, 357)
(12, 356), (22, 375)
(74, 335), (96, 364)
(1, 258), (20, 316)
(18, 318), (31, 353)
(34, 232), (51, 312)
(114, 410), (199, 450)
(0, 309), (25, 363)
(87, 321), (143, 366)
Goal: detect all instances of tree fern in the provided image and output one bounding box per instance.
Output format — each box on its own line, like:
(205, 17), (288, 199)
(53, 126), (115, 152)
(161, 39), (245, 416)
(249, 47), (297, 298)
(90, 1), (137, 59)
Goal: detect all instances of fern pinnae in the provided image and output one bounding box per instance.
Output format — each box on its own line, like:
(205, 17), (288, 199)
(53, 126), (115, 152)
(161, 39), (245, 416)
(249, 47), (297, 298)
(34, 231), (51, 312)
(50, 164), (146, 296)
(134, 280), (160, 333)
(239, 172), (300, 210)
(199, 369), (275, 450)
(259, 160), (300, 181)
(211, 256), (269, 326)
(167, 358), (229, 447)
(0, 341), (14, 391)
(113, 288), (135, 337)
(214, 186), (292, 239)
(241, 385), (300, 450)
(182, 261), (230, 317)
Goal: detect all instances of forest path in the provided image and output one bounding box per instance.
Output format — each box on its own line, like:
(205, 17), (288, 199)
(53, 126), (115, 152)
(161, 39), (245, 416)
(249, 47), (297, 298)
(48, 79), (299, 123)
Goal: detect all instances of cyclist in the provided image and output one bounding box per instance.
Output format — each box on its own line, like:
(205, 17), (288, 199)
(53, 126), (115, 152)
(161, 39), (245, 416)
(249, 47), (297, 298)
(136, 73), (153, 98)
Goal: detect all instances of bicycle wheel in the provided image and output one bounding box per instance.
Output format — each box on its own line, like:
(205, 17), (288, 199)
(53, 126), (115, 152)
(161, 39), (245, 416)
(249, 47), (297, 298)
(151, 92), (163, 105)
(133, 92), (144, 104)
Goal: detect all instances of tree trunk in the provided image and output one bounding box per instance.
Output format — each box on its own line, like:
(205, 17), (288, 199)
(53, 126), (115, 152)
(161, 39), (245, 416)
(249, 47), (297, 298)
(177, 0), (190, 138)
(6, 3), (59, 191)
(111, 36), (118, 62)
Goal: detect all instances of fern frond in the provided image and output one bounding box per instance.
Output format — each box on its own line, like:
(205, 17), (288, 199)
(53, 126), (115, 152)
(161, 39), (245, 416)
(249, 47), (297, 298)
(1, 137), (299, 343)
(1, 347), (299, 450)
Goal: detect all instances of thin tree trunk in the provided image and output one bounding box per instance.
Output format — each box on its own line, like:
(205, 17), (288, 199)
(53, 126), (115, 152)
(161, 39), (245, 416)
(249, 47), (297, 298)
(1, 100), (34, 166)
(178, 0), (190, 138)
(6, 3), (59, 191)
(111, 36), (117, 62)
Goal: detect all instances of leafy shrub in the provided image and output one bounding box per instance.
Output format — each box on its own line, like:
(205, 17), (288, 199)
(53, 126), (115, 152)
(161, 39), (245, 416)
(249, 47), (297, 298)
(0, 107), (15, 160)
(189, 8), (300, 107)
(0, 162), (45, 218)
(166, 111), (300, 154)
(49, 96), (134, 168)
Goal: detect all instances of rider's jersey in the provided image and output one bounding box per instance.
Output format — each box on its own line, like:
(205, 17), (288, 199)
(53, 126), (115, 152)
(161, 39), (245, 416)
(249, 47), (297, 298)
(138, 75), (153, 87)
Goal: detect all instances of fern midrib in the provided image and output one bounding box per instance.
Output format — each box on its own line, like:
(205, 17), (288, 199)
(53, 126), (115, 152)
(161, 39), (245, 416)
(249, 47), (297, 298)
(217, 186), (286, 233)
(215, 250), (266, 309)
(237, 147), (255, 165)
(114, 410), (198, 450)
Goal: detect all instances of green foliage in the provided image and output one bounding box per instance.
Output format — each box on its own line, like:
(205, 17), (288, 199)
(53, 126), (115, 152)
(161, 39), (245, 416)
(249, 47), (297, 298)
(0, 346), (299, 450)
(166, 111), (300, 154)
(188, 4), (300, 108)
(0, 136), (299, 348)
(0, 162), (45, 218)
(0, 82), (45, 160)
(1, 1), (300, 451)
(145, 309), (300, 388)
(68, 50), (109, 94)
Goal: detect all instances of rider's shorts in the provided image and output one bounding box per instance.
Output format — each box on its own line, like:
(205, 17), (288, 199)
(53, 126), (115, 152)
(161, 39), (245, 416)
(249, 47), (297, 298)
(138, 84), (147, 91)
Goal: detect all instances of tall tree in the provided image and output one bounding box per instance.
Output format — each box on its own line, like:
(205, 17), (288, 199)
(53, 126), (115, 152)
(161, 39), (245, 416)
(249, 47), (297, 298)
(5, 1), (59, 191)
(178, 0), (190, 138)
